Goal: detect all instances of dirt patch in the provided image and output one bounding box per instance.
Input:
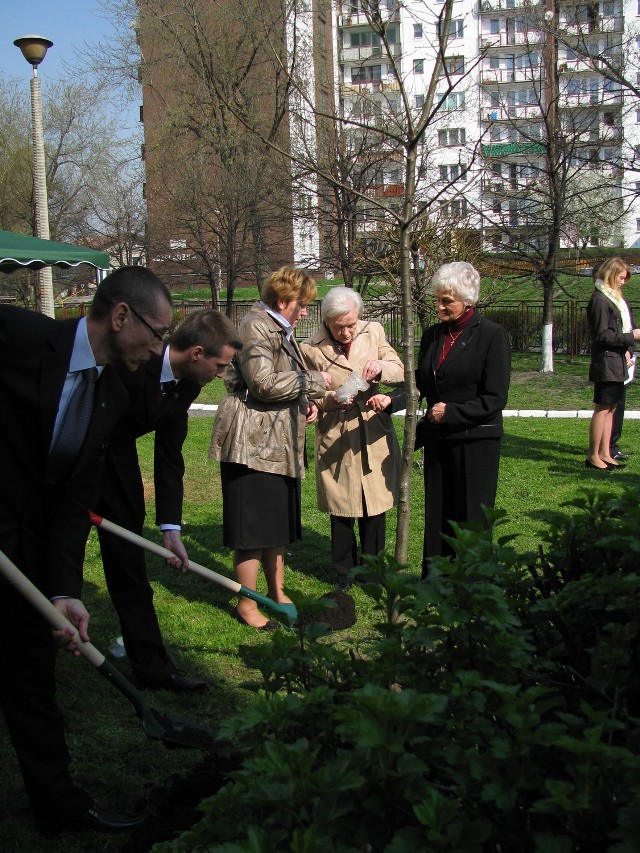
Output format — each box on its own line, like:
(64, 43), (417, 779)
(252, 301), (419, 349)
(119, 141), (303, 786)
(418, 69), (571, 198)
(123, 752), (236, 851)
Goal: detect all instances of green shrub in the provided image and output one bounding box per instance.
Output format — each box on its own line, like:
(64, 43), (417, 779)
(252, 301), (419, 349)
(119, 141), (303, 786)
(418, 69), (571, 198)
(154, 490), (640, 853)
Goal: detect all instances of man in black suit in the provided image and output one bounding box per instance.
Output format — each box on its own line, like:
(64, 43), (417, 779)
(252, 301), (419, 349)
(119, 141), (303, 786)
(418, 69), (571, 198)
(95, 310), (241, 692)
(0, 266), (173, 835)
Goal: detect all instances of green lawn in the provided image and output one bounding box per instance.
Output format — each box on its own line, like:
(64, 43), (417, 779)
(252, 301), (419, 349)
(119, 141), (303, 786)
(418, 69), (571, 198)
(171, 270), (640, 308)
(1, 411), (639, 851)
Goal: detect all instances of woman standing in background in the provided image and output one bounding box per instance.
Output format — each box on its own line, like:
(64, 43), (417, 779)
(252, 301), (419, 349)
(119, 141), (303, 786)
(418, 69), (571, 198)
(586, 257), (640, 471)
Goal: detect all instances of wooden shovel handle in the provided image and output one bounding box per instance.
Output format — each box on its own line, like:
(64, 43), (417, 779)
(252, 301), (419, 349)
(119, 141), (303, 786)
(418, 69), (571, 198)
(0, 547), (104, 667)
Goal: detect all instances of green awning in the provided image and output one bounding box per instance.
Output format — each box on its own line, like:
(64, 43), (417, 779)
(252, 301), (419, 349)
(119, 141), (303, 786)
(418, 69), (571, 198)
(0, 230), (110, 274)
(482, 142), (546, 157)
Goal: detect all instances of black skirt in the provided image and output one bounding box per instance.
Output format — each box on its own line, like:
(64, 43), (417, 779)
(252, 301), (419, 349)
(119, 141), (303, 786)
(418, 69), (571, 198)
(220, 462), (302, 550)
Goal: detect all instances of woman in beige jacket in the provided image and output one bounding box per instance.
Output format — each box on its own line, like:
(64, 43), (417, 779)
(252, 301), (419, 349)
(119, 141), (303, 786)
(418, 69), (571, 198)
(209, 268), (330, 628)
(300, 287), (404, 591)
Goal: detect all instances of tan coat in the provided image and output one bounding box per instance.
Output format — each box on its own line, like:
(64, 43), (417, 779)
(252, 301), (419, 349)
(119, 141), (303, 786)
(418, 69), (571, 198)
(209, 302), (326, 479)
(300, 320), (404, 517)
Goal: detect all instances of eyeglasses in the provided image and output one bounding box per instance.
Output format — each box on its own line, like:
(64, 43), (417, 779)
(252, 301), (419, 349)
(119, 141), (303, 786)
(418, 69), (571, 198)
(128, 304), (168, 343)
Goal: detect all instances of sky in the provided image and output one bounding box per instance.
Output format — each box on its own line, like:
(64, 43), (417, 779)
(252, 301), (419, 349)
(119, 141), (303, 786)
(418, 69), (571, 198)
(1, 0), (139, 133)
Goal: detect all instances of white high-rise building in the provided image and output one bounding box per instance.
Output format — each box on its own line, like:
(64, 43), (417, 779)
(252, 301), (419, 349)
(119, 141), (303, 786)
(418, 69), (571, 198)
(294, 0), (640, 268)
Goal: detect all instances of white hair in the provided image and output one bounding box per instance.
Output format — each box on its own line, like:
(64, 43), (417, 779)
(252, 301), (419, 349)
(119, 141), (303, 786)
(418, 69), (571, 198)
(430, 262), (480, 307)
(321, 286), (363, 321)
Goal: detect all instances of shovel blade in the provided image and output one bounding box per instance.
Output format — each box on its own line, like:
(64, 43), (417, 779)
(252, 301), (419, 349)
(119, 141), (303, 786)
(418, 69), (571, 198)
(142, 706), (221, 754)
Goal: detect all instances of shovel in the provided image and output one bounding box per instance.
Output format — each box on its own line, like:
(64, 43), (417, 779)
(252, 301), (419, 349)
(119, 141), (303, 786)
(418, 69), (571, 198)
(89, 511), (298, 627)
(0, 547), (220, 754)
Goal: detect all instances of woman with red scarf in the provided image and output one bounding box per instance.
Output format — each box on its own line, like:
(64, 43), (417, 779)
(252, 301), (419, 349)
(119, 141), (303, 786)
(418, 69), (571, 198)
(416, 262), (511, 577)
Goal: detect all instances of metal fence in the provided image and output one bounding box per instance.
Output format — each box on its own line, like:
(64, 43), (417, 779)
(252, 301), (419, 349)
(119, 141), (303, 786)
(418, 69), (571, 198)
(61, 298), (636, 356)
(174, 299), (627, 356)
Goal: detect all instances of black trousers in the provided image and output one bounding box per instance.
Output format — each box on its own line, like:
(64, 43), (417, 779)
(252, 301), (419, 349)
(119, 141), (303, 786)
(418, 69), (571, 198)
(422, 436), (501, 577)
(330, 509), (386, 581)
(96, 454), (176, 683)
(0, 569), (92, 829)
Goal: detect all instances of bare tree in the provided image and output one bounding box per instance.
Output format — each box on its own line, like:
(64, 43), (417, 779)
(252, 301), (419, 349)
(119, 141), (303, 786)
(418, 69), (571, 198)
(134, 0), (490, 559)
(0, 75), (142, 302)
(476, 2), (628, 371)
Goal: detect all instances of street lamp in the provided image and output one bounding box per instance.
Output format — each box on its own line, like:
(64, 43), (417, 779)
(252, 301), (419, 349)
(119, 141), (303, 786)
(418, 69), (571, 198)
(14, 34), (55, 318)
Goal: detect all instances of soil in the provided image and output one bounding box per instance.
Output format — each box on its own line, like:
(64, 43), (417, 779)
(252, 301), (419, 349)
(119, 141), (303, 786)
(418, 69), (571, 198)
(122, 596), (355, 849)
(123, 751), (236, 851)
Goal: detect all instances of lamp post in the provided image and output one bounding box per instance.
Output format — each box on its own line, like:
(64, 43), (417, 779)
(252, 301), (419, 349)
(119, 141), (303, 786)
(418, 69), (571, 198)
(14, 35), (55, 317)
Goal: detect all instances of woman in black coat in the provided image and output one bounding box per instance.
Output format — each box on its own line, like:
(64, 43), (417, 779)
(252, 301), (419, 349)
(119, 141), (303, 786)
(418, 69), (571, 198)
(586, 257), (640, 470)
(416, 262), (511, 577)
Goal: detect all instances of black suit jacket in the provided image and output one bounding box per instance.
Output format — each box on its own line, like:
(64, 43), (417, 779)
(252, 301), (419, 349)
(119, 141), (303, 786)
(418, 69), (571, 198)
(0, 305), (129, 597)
(103, 352), (201, 525)
(416, 312), (511, 441)
(587, 290), (635, 383)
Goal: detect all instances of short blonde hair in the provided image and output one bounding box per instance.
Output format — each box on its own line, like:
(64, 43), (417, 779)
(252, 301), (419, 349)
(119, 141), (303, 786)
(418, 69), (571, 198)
(430, 262), (480, 307)
(262, 266), (317, 309)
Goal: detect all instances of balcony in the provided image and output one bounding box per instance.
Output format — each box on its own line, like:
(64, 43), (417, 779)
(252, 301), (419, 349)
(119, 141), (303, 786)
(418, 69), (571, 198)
(337, 8), (400, 27)
(484, 105), (542, 121)
(480, 66), (544, 84)
(479, 0), (542, 11)
(340, 80), (385, 95)
(559, 90), (623, 108)
(340, 43), (402, 62)
(365, 183), (405, 198)
(480, 30), (544, 49)
(482, 141), (545, 158)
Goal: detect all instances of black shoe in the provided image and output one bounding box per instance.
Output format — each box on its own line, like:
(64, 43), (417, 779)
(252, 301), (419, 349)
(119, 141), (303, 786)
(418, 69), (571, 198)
(333, 578), (352, 592)
(606, 462), (626, 470)
(41, 804), (146, 836)
(137, 671), (211, 693)
(585, 459), (611, 471)
(233, 608), (279, 631)
(612, 451), (629, 461)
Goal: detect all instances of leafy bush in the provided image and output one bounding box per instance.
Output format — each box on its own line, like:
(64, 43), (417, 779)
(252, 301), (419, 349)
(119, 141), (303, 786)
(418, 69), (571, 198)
(154, 489), (640, 853)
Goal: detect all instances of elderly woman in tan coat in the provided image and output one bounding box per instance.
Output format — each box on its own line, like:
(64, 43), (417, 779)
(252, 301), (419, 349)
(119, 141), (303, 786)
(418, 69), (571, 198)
(300, 287), (404, 592)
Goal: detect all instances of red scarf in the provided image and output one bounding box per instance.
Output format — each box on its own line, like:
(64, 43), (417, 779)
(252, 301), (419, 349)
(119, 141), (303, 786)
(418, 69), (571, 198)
(438, 307), (475, 368)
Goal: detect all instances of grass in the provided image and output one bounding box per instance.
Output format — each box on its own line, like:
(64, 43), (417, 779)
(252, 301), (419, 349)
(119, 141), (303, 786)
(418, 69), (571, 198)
(2, 376), (640, 851)
(194, 351), (638, 412)
(171, 271), (640, 309)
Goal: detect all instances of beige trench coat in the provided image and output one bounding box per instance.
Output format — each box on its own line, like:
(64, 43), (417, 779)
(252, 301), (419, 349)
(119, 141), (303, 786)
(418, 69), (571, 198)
(209, 302), (326, 479)
(300, 320), (404, 517)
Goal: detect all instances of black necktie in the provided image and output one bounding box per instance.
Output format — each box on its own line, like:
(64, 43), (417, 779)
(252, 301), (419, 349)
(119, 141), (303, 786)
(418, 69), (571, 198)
(49, 367), (99, 477)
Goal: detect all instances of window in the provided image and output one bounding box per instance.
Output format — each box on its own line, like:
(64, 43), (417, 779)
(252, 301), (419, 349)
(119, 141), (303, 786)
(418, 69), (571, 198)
(439, 163), (467, 182)
(490, 19), (500, 34)
(414, 59), (424, 74)
(351, 65), (382, 83)
(415, 94), (425, 108)
(603, 112), (615, 126)
(636, 219), (640, 232)
(350, 31), (380, 47)
(414, 23), (423, 38)
(440, 91), (465, 109)
(637, 110), (640, 124)
(441, 199), (468, 217)
(443, 55), (465, 75)
(438, 127), (466, 146)
(439, 19), (464, 39)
